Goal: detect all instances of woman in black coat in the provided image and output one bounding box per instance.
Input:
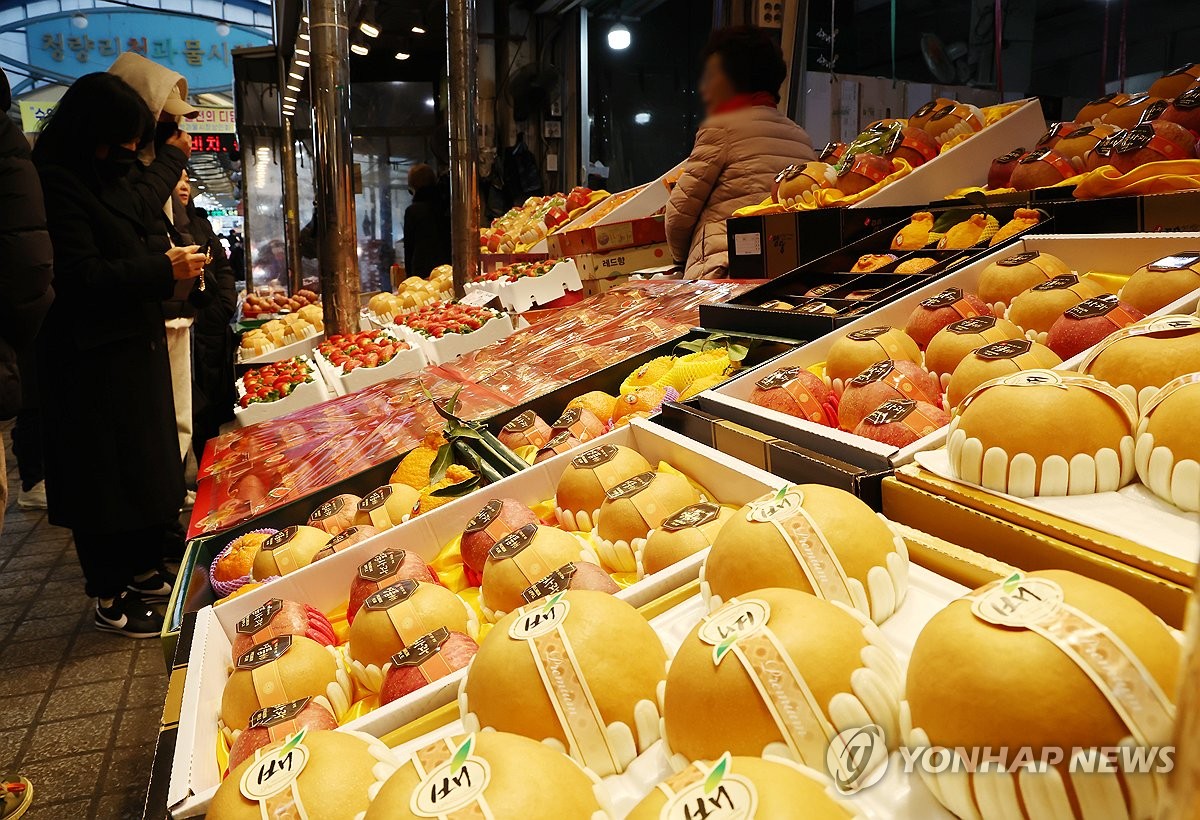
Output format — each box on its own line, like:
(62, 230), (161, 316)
(32, 73), (206, 638)
(170, 173), (237, 454)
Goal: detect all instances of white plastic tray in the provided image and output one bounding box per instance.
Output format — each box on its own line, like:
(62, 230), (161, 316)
(393, 313), (515, 365)
(237, 328), (323, 365)
(313, 343), (427, 397)
(466, 259), (583, 312)
(232, 369), (330, 427)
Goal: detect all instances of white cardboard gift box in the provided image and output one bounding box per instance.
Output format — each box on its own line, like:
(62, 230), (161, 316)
(465, 258), (584, 312)
(847, 98), (1047, 209)
(236, 327), (323, 366)
(392, 312), (515, 365)
(701, 232), (1200, 468)
(313, 343), (428, 397)
(166, 418), (790, 818)
(232, 366), (330, 427)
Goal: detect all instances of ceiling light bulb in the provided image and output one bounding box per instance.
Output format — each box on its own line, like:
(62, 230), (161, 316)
(350, 44), (368, 56)
(411, 25), (426, 34)
(295, 58), (310, 67)
(296, 47), (309, 56)
(289, 71), (303, 79)
(299, 32), (309, 41)
(607, 22), (631, 50)
(360, 21), (379, 38)
(71, 12), (88, 28)
(287, 83), (301, 91)
(634, 111), (651, 124)
(394, 51), (410, 60)
(215, 21), (230, 36)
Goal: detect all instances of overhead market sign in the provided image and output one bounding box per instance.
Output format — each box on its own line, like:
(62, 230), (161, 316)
(19, 101), (236, 135)
(22, 9), (270, 94)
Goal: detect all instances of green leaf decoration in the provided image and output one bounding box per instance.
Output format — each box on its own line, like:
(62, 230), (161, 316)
(430, 474), (481, 497)
(705, 753), (731, 793)
(1002, 572), (1024, 592)
(280, 727), (307, 755)
(542, 591), (566, 613)
(447, 425), (485, 441)
(713, 633), (738, 666)
(727, 343), (749, 362)
(428, 443), (454, 485)
(451, 735), (475, 771)
(774, 485), (789, 502)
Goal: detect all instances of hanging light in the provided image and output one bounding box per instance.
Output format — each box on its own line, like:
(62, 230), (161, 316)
(71, 12), (88, 28)
(286, 83), (301, 92)
(350, 44), (369, 56)
(299, 31), (310, 41)
(295, 57), (310, 67)
(215, 20), (230, 36)
(411, 25), (426, 34)
(359, 21), (380, 38)
(607, 22), (631, 50)
(296, 47), (309, 56)
(394, 51), (410, 60)
(289, 71), (304, 80)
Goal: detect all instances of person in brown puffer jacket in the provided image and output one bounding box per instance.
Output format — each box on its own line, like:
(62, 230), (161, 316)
(666, 27), (816, 280)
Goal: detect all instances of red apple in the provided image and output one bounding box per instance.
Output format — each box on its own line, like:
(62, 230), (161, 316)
(853, 399), (950, 446)
(988, 148), (1026, 189)
(460, 498), (539, 575)
(1035, 122), (1078, 149)
(1046, 295), (1146, 360)
(748, 367), (836, 426)
(313, 525), (381, 562)
(1160, 85), (1200, 137)
(561, 561), (619, 595)
(1109, 121), (1197, 174)
(380, 630), (479, 705)
(227, 698), (338, 771)
(904, 287), (993, 349)
(834, 154), (893, 196)
(347, 549), (439, 624)
(882, 127), (939, 169)
(1009, 148), (1076, 191)
(551, 406), (607, 442)
(230, 600), (337, 660)
(838, 360), (941, 432)
(534, 432), (582, 463)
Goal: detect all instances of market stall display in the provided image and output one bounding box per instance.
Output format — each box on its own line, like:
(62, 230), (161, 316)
(234, 357), (331, 426)
(241, 287), (321, 319)
(238, 304), (326, 363)
(314, 329), (427, 395)
(363, 266), (455, 326)
(467, 257), (584, 312)
(478, 186), (602, 253)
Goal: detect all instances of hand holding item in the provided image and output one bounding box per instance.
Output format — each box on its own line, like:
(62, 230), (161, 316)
(167, 244), (205, 280)
(165, 128), (192, 158)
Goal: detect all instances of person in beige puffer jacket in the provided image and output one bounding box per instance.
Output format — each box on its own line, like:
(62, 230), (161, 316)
(666, 27), (817, 280)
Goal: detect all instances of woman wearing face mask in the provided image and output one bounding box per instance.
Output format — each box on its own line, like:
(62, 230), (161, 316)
(665, 26), (816, 280)
(32, 73), (206, 638)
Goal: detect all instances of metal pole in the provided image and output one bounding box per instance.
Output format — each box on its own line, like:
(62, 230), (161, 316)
(280, 114), (303, 294)
(447, 0), (480, 298)
(311, 0), (360, 333)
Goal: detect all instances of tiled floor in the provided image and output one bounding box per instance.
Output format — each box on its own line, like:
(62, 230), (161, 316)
(1, 423), (168, 820)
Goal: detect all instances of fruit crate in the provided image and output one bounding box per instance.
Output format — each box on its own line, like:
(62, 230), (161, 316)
(313, 342), (428, 397)
(393, 312), (516, 365)
(232, 363), (331, 427)
(465, 258), (584, 313)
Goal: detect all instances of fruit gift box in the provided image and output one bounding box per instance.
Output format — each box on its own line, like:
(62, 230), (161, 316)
(389, 302), (515, 365)
(466, 257), (584, 313)
(167, 418), (801, 817)
(312, 329), (427, 396)
(233, 356), (331, 427)
(697, 232), (1200, 473)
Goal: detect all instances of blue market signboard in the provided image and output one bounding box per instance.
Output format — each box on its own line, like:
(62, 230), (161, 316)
(24, 9), (270, 93)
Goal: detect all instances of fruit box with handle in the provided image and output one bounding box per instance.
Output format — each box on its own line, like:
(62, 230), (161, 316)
(697, 232), (1200, 472)
(466, 258), (584, 313)
(166, 418), (792, 818)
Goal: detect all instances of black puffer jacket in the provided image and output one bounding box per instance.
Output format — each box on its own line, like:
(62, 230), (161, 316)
(0, 107), (54, 419)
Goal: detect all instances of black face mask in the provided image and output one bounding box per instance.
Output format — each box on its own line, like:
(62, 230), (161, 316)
(155, 120), (179, 146)
(95, 145), (138, 181)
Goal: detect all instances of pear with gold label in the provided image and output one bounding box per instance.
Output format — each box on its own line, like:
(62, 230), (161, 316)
(459, 590), (667, 777)
(593, 470), (701, 574)
(210, 729), (391, 820)
(219, 635), (350, 734)
(637, 502), (735, 579)
(479, 524), (602, 622)
(1081, 315), (1200, 410)
(903, 570), (1181, 820)
(627, 755), (857, 820)
(661, 587), (903, 774)
(701, 485), (908, 624)
(363, 732), (609, 820)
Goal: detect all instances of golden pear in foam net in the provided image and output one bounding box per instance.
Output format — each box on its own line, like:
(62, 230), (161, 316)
(458, 590), (667, 777)
(701, 485), (908, 624)
(661, 587), (903, 772)
(554, 444), (652, 532)
(947, 369), (1136, 497)
(1135, 376), (1200, 512)
(902, 570), (1180, 820)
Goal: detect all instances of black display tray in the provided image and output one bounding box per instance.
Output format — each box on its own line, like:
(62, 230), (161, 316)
(702, 206), (1052, 339)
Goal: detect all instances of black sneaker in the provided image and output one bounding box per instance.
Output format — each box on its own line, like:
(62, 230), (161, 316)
(127, 569), (174, 604)
(95, 593), (164, 639)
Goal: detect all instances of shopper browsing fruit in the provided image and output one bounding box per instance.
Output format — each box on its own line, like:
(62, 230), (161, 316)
(32, 73), (206, 638)
(666, 26), (816, 279)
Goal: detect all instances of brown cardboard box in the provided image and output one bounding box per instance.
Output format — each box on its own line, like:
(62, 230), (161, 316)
(547, 215), (667, 257)
(572, 242), (673, 280)
(881, 476), (1191, 627)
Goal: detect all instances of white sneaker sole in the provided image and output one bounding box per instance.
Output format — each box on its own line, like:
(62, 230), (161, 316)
(94, 617), (160, 639)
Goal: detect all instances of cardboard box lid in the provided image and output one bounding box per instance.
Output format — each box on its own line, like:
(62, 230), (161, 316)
(894, 463), (1197, 589)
